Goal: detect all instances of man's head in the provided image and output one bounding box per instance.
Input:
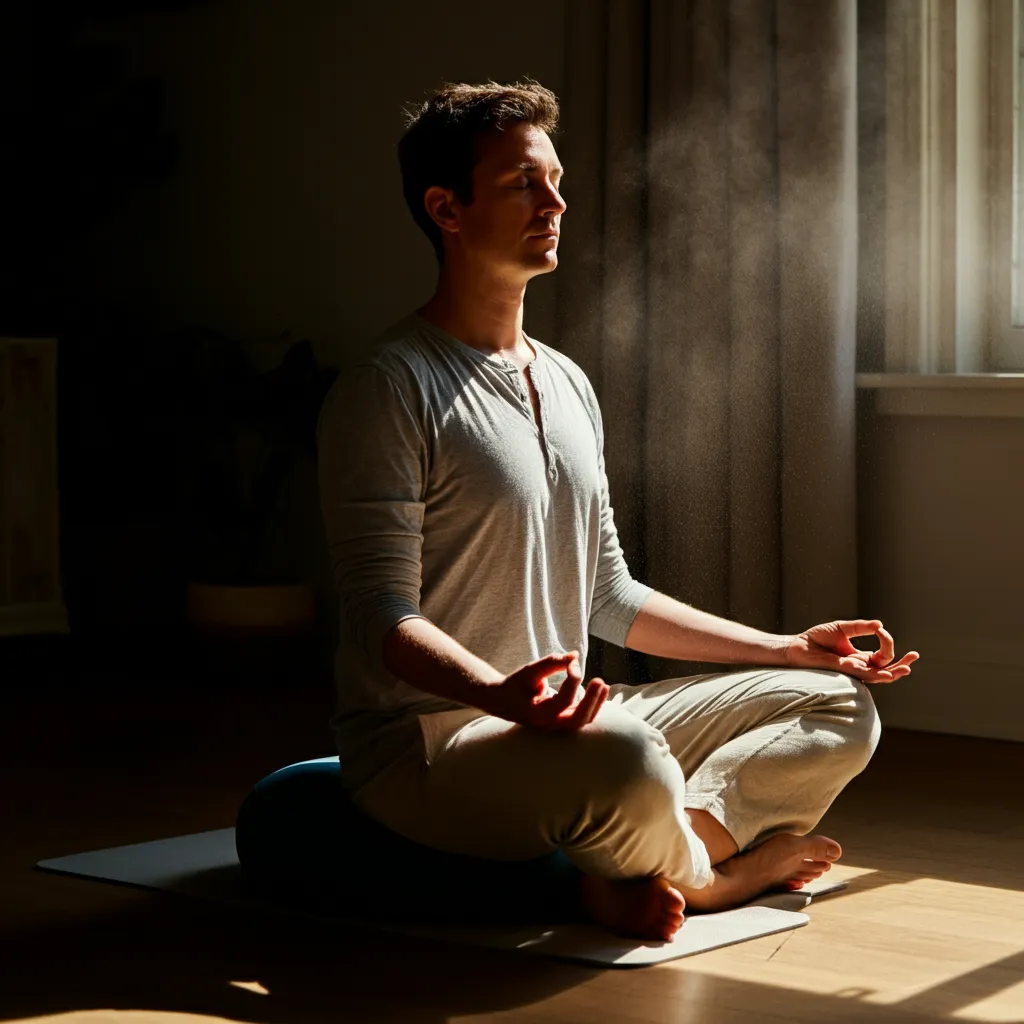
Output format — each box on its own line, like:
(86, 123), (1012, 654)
(398, 79), (566, 277)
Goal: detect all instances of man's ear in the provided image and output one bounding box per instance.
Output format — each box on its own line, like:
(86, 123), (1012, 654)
(423, 185), (460, 237)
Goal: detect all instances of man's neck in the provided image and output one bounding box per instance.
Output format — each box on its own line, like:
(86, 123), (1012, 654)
(417, 264), (530, 358)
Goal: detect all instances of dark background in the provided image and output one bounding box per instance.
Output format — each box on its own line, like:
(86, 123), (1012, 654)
(1, 0), (566, 686)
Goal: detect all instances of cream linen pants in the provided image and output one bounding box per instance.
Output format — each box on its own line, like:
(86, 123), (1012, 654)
(348, 668), (881, 890)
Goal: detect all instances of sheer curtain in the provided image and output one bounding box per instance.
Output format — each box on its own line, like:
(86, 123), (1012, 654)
(555, 0), (859, 684)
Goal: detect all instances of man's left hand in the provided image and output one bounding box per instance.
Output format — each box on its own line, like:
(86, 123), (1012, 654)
(778, 619), (919, 684)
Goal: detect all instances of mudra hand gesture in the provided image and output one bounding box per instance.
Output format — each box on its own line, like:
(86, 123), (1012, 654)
(490, 651), (608, 731)
(780, 619), (919, 684)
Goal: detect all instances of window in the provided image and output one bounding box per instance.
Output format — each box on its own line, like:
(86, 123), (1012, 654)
(882, 0), (1024, 373)
(994, 0), (1024, 366)
(1012, 0), (1024, 328)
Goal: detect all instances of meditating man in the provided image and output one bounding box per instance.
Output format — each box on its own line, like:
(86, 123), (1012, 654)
(317, 79), (919, 942)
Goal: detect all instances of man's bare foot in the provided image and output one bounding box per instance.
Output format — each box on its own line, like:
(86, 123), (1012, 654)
(679, 833), (841, 912)
(578, 873), (686, 942)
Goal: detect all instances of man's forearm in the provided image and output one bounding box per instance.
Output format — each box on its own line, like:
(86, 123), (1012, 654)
(624, 591), (790, 666)
(381, 616), (506, 711)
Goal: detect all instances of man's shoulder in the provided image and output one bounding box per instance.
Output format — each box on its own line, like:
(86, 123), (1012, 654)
(336, 313), (444, 393)
(318, 315), (434, 426)
(351, 313), (431, 369)
(533, 338), (598, 408)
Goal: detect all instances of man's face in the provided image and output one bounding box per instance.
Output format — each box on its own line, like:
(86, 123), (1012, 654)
(442, 122), (566, 276)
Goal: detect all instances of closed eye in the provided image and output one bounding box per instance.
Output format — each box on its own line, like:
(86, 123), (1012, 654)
(510, 178), (564, 190)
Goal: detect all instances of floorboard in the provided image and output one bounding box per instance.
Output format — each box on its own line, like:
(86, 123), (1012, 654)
(3, 659), (1022, 1023)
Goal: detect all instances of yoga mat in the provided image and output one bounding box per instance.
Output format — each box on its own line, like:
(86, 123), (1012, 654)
(36, 829), (846, 968)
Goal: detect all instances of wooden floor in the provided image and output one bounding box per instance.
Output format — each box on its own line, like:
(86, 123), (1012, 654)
(3, 656), (1024, 1023)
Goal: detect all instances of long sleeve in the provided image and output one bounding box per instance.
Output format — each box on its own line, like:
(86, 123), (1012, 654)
(587, 391), (654, 646)
(317, 362), (429, 673)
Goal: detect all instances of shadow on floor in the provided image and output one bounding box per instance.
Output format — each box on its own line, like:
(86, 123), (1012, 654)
(0, 892), (965, 1024)
(4, 659), (1023, 1023)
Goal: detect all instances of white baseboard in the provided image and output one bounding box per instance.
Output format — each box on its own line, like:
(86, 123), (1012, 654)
(870, 657), (1024, 742)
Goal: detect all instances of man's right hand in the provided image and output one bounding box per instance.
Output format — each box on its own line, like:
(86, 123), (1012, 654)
(486, 651), (609, 730)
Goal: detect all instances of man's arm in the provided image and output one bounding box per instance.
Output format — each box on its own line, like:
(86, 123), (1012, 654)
(624, 592), (921, 684)
(383, 618), (604, 728)
(381, 616), (505, 705)
(624, 591), (789, 666)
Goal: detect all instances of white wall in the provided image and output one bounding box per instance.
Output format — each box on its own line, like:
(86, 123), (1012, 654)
(858, 405), (1024, 741)
(76, 0), (566, 366)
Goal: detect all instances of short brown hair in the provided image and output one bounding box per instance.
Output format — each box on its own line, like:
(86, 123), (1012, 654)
(397, 79), (561, 263)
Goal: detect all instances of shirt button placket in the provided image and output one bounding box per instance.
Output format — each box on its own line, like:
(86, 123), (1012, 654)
(501, 359), (529, 411)
(531, 370), (558, 484)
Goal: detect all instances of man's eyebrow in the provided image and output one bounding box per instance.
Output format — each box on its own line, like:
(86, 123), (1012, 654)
(510, 163), (565, 174)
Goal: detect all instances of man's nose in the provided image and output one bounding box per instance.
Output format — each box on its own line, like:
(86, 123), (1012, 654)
(539, 182), (567, 216)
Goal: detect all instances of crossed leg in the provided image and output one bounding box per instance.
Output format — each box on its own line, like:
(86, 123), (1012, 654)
(349, 667), (880, 942)
(579, 667), (880, 936)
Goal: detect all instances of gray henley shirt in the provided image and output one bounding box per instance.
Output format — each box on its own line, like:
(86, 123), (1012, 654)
(316, 311), (653, 793)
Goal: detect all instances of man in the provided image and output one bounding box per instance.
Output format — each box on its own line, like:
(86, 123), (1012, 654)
(317, 79), (918, 942)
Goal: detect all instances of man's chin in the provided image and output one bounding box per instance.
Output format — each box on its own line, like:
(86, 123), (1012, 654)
(522, 251), (559, 275)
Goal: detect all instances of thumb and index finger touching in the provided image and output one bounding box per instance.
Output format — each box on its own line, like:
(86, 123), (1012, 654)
(836, 619), (905, 667)
(525, 649), (601, 707)
(531, 648), (580, 687)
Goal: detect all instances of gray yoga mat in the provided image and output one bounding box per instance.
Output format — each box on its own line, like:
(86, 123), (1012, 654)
(36, 829), (846, 968)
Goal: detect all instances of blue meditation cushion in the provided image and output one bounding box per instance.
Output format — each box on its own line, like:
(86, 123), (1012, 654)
(235, 755), (583, 925)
